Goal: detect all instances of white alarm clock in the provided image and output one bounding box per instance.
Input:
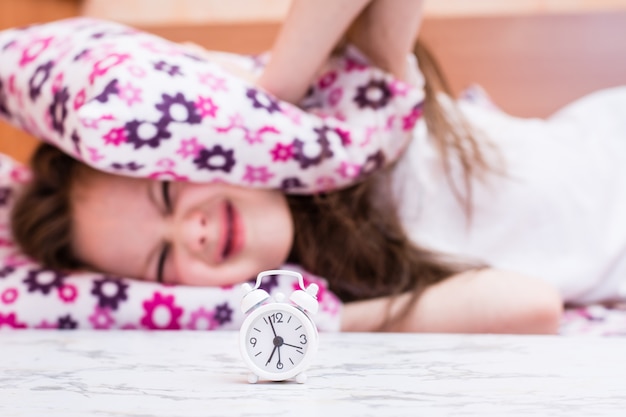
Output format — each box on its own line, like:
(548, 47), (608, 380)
(239, 269), (319, 384)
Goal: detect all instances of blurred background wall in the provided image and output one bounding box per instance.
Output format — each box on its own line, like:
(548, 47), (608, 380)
(2, 0), (626, 162)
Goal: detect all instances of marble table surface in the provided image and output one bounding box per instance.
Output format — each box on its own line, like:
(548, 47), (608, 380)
(1, 331), (625, 417)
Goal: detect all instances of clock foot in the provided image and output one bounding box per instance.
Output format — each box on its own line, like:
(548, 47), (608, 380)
(247, 373), (259, 384)
(295, 373), (307, 384)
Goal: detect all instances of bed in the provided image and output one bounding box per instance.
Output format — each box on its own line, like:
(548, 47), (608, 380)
(1, 0), (626, 334)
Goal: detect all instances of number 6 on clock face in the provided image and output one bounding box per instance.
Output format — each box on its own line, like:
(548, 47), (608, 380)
(240, 303), (318, 382)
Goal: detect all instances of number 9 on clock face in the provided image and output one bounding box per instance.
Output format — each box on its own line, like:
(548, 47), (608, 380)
(240, 303), (318, 381)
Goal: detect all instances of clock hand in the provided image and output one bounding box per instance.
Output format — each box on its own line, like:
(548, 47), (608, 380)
(282, 343), (303, 350)
(277, 346), (283, 369)
(268, 316), (277, 337)
(265, 345), (277, 366)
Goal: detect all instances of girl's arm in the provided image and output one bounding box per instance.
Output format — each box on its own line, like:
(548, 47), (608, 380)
(256, 0), (371, 103)
(341, 269), (563, 334)
(257, 0), (424, 103)
(346, 0), (424, 81)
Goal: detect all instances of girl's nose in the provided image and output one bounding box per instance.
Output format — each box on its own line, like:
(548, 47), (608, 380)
(177, 209), (210, 256)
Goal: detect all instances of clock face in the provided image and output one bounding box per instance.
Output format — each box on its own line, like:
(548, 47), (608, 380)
(243, 306), (313, 375)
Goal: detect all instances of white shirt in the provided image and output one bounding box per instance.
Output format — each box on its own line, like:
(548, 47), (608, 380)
(392, 86), (626, 304)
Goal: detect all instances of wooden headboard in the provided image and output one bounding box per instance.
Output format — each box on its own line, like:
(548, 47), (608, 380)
(2, 0), (626, 162)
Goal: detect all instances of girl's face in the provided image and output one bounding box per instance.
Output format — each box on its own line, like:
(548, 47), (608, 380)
(71, 170), (294, 287)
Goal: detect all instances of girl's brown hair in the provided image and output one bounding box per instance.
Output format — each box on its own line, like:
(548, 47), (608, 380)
(287, 41), (490, 324)
(10, 40), (489, 327)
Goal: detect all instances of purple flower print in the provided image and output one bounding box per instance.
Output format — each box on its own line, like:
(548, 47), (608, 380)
(153, 60), (183, 77)
(49, 87), (70, 136)
(292, 127), (334, 169)
(281, 177), (306, 191)
(257, 275), (279, 293)
(57, 314), (78, 329)
(0, 266), (16, 279)
(94, 79), (120, 103)
(361, 150), (385, 176)
(23, 269), (66, 295)
(91, 276), (129, 310)
(155, 92), (202, 125)
(125, 119), (172, 149)
(193, 145), (236, 172)
(354, 79), (392, 110)
(73, 48), (90, 61)
(2, 39), (16, 51)
(0, 187), (12, 206)
(141, 292), (183, 330)
(28, 60), (54, 101)
(71, 130), (82, 156)
(213, 302), (233, 325)
(246, 88), (281, 114)
(110, 161), (144, 171)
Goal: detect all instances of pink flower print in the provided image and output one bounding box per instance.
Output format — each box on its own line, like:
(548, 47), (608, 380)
(103, 127), (127, 146)
(345, 57), (367, 72)
(0, 238), (14, 248)
(117, 82), (143, 107)
(19, 36), (54, 67)
(315, 176), (336, 192)
(280, 103), (302, 125)
(245, 126), (280, 145)
(360, 126), (379, 147)
(87, 147), (105, 163)
(1, 288), (18, 305)
(73, 89), (86, 110)
(334, 127), (351, 146)
(156, 158), (175, 170)
(318, 71), (337, 89)
(198, 72), (227, 92)
(195, 96), (218, 118)
(51, 72), (64, 95)
(292, 275), (340, 316)
(186, 307), (220, 330)
(337, 161), (361, 179)
(402, 104), (423, 131)
(35, 320), (58, 329)
(270, 142), (294, 162)
(390, 79), (409, 97)
(10, 166), (31, 184)
(81, 114), (115, 129)
(243, 165), (274, 184)
(89, 306), (115, 330)
(141, 292), (183, 330)
(0, 312), (27, 329)
(57, 283), (78, 303)
(328, 87), (343, 106)
(127, 65), (147, 78)
(215, 113), (244, 133)
(147, 171), (189, 181)
(176, 137), (203, 159)
(89, 53), (130, 84)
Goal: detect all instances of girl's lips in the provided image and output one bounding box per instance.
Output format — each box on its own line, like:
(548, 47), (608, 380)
(216, 200), (245, 263)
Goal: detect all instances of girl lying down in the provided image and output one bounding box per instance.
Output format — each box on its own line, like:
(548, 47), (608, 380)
(8, 0), (626, 334)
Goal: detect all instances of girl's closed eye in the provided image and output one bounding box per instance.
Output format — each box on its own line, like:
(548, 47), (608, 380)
(156, 181), (173, 283)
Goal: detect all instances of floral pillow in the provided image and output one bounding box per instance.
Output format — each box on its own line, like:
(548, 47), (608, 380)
(0, 17), (424, 193)
(0, 152), (341, 330)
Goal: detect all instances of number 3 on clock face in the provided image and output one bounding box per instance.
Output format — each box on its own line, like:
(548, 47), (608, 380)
(240, 303), (318, 381)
